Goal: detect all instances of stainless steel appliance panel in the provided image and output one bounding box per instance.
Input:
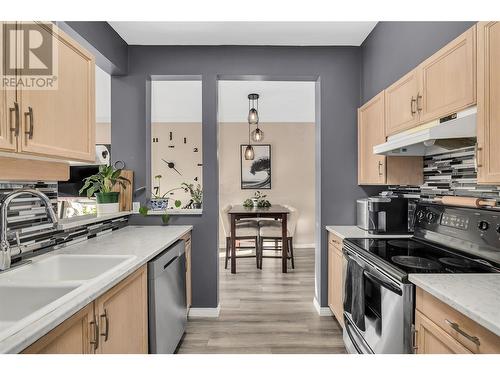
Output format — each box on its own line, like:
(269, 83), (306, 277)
(148, 240), (187, 354)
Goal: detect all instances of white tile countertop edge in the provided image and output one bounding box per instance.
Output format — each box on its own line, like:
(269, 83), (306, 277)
(0, 225), (192, 353)
(409, 274), (500, 336)
(326, 225), (413, 239)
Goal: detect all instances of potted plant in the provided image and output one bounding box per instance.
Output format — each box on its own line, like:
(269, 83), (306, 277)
(243, 191), (271, 208)
(79, 165), (130, 216)
(151, 175), (185, 210)
(181, 182), (203, 209)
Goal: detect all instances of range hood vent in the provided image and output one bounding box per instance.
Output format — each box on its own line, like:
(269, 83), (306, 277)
(373, 106), (477, 156)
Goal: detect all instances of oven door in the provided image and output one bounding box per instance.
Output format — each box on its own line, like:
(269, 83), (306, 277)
(342, 244), (414, 354)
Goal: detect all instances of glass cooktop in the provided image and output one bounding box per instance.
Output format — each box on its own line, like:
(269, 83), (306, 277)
(345, 238), (500, 275)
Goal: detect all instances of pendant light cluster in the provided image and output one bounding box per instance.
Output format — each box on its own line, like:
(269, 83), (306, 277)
(244, 93), (264, 160)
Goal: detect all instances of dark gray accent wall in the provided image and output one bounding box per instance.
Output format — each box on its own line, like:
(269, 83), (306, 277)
(361, 21), (476, 104)
(60, 22), (128, 75)
(112, 46), (379, 308)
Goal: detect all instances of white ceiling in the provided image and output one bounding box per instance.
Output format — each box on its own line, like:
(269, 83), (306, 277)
(108, 22), (377, 46)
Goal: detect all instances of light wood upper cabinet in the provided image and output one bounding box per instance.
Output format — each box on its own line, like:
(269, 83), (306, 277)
(18, 22), (95, 162)
(95, 265), (148, 354)
(385, 69), (421, 136)
(358, 92), (423, 186)
(477, 21), (500, 184)
(0, 23), (17, 152)
(358, 92), (387, 185)
(328, 233), (344, 328)
(419, 26), (476, 122)
(22, 303), (96, 354)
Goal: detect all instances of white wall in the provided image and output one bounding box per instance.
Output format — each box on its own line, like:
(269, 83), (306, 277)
(218, 122), (315, 246)
(95, 66), (111, 123)
(152, 81), (202, 122)
(218, 81), (316, 122)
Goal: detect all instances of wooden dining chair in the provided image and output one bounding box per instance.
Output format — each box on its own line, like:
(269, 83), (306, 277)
(220, 204), (260, 269)
(258, 205), (298, 269)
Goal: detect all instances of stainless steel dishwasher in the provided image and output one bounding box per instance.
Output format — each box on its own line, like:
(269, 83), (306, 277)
(148, 239), (187, 353)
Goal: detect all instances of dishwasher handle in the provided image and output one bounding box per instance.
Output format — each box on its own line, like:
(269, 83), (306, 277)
(164, 255), (179, 269)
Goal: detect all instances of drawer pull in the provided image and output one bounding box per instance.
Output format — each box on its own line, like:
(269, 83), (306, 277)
(100, 309), (109, 342)
(445, 319), (480, 346)
(410, 96), (417, 115)
(90, 319), (99, 350)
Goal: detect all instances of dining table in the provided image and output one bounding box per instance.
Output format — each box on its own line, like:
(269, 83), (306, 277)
(227, 204), (290, 274)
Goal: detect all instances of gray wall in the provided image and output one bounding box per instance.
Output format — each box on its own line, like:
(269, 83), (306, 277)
(66, 21), (478, 310)
(361, 21), (476, 103)
(112, 46), (379, 308)
(60, 22), (128, 75)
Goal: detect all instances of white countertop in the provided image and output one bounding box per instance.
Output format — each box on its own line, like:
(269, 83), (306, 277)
(0, 224), (192, 353)
(409, 274), (500, 336)
(57, 211), (132, 230)
(326, 225), (413, 240)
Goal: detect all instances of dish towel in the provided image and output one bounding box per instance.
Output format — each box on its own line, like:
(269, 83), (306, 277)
(343, 257), (366, 331)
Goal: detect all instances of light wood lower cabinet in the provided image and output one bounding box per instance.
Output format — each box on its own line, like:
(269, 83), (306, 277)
(22, 303), (95, 354)
(358, 92), (423, 185)
(415, 287), (500, 354)
(328, 233), (344, 327)
(95, 266), (148, 354)
(414, 311), (471, 354)
(23, 266), (148, 354)
(477, 21), (500, 184)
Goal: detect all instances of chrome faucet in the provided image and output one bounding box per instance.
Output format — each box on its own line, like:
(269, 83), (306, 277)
(0, 189), (58, 271)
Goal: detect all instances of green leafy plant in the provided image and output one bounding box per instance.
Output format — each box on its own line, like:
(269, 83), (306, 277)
(174, 200), (182, 208)
(181, 183), (203, 205)
(79, 165), (130, 199)
(139, 205), (171, 225)
(243, 191), (271, 208)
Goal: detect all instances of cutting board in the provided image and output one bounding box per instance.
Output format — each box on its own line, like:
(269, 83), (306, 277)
(112, 170), (134, 211)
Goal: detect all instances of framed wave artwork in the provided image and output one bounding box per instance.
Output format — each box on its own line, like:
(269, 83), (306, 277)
(240, 144), (271, 189)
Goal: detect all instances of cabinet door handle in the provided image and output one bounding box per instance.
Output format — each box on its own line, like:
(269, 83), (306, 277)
(9, 102), (20, 137)
(411, 325), (418, 352)
(24, 106), (34, 139)
(378, 161), (384, 176)
(416, 93), (423, 112)
(100, 309), (109, 342)
(90, 318), (99, 350)
(476, 145), (483, 168)
(410, 96), (417, 115)
(444, 319), (480, 346)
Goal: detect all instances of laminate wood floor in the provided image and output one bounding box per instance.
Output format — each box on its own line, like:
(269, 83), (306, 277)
(177, 247), (346, 354)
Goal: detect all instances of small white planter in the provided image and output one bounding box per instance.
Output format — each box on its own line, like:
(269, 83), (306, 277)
(97, 203), (120, 216)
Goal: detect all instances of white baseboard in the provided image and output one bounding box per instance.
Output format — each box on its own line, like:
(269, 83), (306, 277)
(313, 297), (333, 317)
(188, 304), (221, 318)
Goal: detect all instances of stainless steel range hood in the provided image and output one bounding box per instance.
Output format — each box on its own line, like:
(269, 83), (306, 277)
(373, 106), (477, 156)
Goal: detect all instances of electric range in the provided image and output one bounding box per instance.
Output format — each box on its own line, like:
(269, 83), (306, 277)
(341, 202), (500, 354)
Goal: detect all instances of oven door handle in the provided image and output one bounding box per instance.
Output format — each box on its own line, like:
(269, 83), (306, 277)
(363, 269), (403, 296)
(344, 314), (364, 354)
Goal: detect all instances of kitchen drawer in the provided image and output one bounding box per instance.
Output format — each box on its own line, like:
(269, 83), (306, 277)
(416, 288), (500, 353)
(328, 233), (343, 250)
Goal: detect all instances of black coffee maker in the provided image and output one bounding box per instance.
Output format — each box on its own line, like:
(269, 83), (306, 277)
(368, 197), (410, 234)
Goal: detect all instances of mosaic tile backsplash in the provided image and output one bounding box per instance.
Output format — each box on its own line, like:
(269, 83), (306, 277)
(0, 181), (128, 261)
(421, 146), (500, 200)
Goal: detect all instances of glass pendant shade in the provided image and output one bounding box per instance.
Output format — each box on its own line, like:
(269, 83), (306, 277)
(251, 127), (264, 142)
(244, 145), (255, 160)
(248, 108), (259, 124)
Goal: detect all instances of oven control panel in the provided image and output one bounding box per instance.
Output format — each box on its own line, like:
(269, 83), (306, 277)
(414, 203), (500, 256)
